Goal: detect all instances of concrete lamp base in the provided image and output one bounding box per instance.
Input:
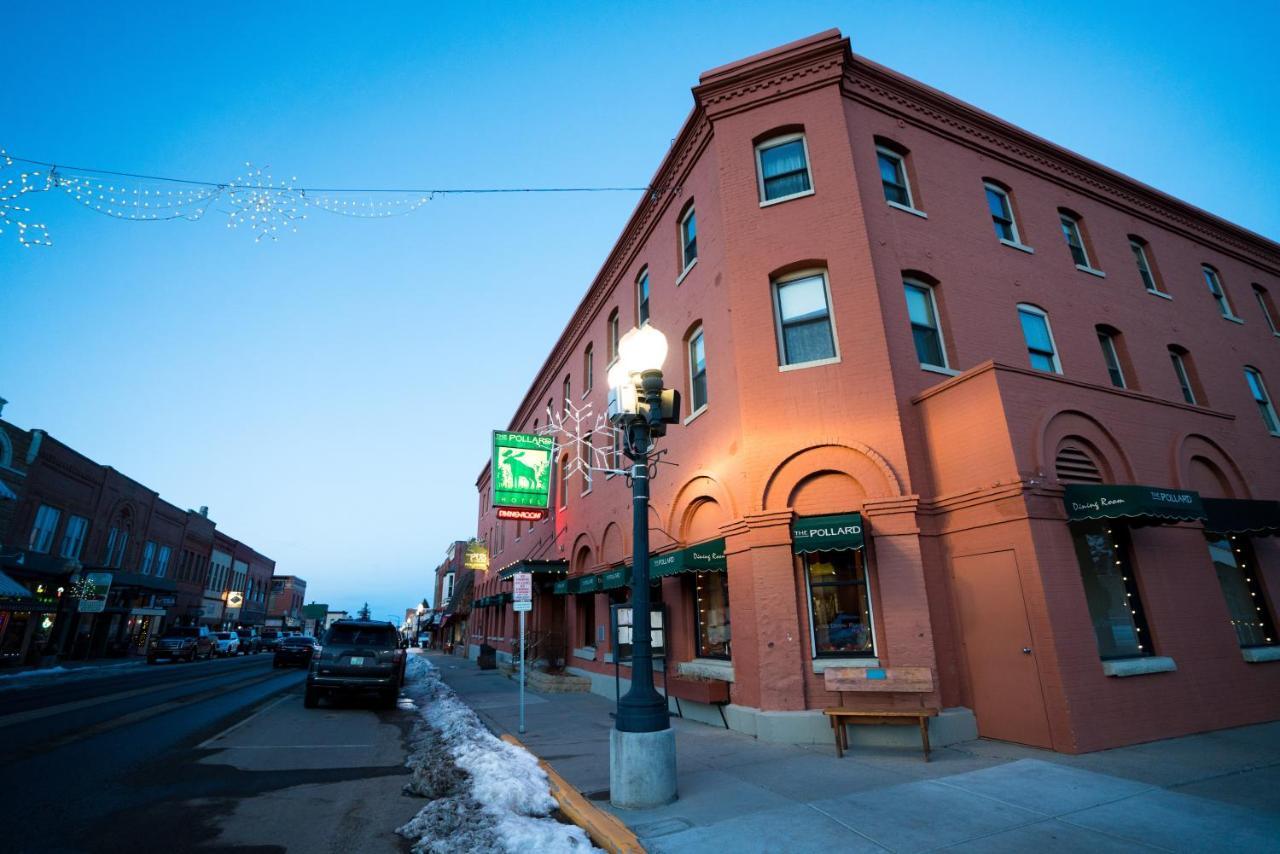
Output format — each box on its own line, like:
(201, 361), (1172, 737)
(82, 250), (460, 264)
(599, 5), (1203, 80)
(609, 727), (677, 809)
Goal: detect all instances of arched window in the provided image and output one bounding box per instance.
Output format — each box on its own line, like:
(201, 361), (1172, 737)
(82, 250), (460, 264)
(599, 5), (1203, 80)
(1168, 345), (1203, 405)
(583, 344), (594, 394)
(687, 325), (707, 413)
(1202, 265), (1238, 319)
(773, 268), (838, 368)
(1253, 284), (1278, 335)
(1095, 325), (1129, 389)
(1244, 367), (1280, 434)
(1128, 235), (1164, 294)
(679, 203), (697, 273)
(875, 137), (922, 213)
(1058, 208), (1099, 273)
(1016, 304), (1060, 373)
(983, 179), (1025, 248)
(607, 308), (620, 363)
(903, 277), (948, 370)
(755, 131), (813, 204)
(636, 268), (650, 326)
(558, 453), (570, 509)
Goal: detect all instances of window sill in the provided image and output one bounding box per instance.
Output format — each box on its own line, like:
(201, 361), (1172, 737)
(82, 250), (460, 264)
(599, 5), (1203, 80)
(1223, 314), (1245, 325)
(886, 200), (928, 219)
(921, 363), (960, 377)
(1075, 264), (1107, 278)
(1242, 646), (1280, 663)
(683, 405), (708, 426)
(759, 188), (815, 208)
(676, 258), (697, 286)
(678, 658), (735, 682)
(1101, 656), (1177, 677)
(573, 646), (596, 662)
(1146, 289), (1173, 301)
(999, 238), (1035, 254)
(812, 657), (880, 674)
(779, 356), (841, 373)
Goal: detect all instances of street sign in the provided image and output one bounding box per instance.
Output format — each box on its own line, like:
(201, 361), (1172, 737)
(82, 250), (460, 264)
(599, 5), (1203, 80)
(513, 572), (533, 612)
(492, 431), (555, 511)
(463, 540), (490, 571)
(78, 572), (112, 613)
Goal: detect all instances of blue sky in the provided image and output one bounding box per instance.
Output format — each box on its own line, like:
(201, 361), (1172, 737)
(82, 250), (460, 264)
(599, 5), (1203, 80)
(2, 1), (1277, 620)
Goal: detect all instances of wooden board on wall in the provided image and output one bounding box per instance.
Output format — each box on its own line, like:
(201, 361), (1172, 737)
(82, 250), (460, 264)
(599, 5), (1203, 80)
(824, 666), (933, 693)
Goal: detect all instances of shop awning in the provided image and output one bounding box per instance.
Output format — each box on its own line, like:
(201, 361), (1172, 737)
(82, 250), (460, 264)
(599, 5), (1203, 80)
(1063, 484), (1206, 524)
(0, 569), (40, 609)
(553, 578), (569, 595)
(792, 513), (864, 554)
(1203, 498), (1280, 536)
(570, 574), (602, 594)
(600, 566), (628, 590)
(651, 538), (727, 578)
(498, 559), (568, 580)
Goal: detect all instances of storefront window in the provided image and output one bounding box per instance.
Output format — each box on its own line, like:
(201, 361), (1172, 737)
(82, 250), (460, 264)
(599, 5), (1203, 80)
(804, 550), (874, 657)
(578, 594), (596, 648)
(1207, 535), (1276, 648)
(693, 571), (731, 659)
(1071, 523), (1152, 660)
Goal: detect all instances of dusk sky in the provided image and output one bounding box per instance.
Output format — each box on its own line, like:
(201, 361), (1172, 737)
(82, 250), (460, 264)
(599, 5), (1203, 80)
(3, 1), (1277, 621)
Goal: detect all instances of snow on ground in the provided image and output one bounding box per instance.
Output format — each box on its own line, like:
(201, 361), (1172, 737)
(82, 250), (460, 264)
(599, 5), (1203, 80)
(398, 654), (601, 854)
(0, 660), (146, 688)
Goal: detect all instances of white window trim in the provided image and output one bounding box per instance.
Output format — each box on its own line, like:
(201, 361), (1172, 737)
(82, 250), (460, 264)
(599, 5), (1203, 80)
(904, 278), (950, 372)
(1017, 304), (1063, 374)
(1060, 214), (1093, 270)
(683, 404), (709, 426)
(1242, 646), (1280, 663)
(812, 657), (880, 674)
(582, 346), (593, 398)
(999, 237), (1035, 254)
(1171, 351), (1197, 405)
(1130, 240), (1165, 295)
(1253, 288), (1280, 336)
(1204, 266), (1240, 321)
(687, 326), (707, 417)
(675, 256), (697, 285)
(636, 269), (650, 326)
(1098, 331), (1126, 389)
(1246, 368), (1280, 436)
(984, 183), (1022, 245)
(875, 145), (918, 212)
(1147, 289), (1173, 301)
(1101, 656), (1177, 677)
(773, 268), (842, 370)
(678, 658), (735, 682)
(1076, 264), (1107, 278)
(679, 207), (697, 275)
(802, 550), (879, 662)
(755, 132), (815, 207)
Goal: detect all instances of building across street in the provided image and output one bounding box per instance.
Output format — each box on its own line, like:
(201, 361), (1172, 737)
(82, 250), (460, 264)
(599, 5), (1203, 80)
(465, 29), (1280, 754)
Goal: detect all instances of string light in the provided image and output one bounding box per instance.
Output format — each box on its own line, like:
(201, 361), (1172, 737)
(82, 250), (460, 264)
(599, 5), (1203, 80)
(0, 149), (653, 248)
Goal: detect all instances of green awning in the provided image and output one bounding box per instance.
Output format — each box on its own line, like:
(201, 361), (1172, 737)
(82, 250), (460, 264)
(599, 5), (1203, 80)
(1203, 498), (1280, 536)
(570, 574), (602, 594)
(498, 559), (568, 580)
(600, 567), (628, 590)
(1063, 484), (1206, 524)
(651, 538), (727, 578)
(792, 513), (864, 554)
(553, 579), (569, 595)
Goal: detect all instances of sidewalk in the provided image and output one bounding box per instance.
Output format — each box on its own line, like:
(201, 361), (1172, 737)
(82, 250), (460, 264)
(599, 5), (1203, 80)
(426, 653), (1280, 853)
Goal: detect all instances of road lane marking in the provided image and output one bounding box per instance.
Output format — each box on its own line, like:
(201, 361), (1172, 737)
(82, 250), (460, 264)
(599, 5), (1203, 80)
(196, 693), (292, 748)
(0, 670), (255, 729)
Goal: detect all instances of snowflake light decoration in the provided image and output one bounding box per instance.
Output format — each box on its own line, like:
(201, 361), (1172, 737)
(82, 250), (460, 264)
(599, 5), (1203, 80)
(225, 163), (306, 242)
(540, 399), (626, 487)
(0, 150), (52, 248)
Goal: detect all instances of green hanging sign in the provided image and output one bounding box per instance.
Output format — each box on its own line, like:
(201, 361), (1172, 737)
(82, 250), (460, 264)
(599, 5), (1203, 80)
(491, 431), (555, 512)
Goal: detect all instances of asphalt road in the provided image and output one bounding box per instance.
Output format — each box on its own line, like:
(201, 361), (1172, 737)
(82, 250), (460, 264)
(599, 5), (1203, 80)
(0, 653), (418, 854)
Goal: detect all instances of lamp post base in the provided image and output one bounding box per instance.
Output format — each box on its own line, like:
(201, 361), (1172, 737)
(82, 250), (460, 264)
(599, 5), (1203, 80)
(609, 727), (677, 809)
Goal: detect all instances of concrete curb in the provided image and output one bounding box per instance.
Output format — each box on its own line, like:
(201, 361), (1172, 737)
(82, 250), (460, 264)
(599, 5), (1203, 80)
(500, 734), (645, 854)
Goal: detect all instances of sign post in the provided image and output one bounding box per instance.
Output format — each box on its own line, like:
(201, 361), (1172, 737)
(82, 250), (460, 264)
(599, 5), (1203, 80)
(513, 572), (533, 734)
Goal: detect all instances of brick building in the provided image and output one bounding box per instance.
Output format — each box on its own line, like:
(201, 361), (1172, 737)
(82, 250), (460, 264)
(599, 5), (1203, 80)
(267, 575), (307, 628)
(0, 402), (277, 666)
(431, 540), (473, 652)
(469, 31), (1280, 753)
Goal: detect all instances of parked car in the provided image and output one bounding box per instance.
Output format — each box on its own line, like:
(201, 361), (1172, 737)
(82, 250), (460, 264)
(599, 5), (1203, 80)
(212, 632), (240, 657)
(148, 626), (214, 663)
(305, 619), (405, 709)
(259, 629), (284, 651)
(274, 635), (319, 669)
(235, 628), (262, 654)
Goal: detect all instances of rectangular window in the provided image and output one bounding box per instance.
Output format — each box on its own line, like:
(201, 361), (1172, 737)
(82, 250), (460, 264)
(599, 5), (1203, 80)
(579, 594), (596, 648)
(877, 148), (911, 207)
(156, 546), (171, 578)
(688, 329), (707, 412)
(140, 541), (157, 575)
(1255, 287), (1278, 335)
(562, 376), (570, 408)
(1018, 306), (1060, 373)
(1207, 535), (1276, 648)
(985, 184), (1018, 242)
(1060, 214), (1090, 267)
(608, 311), (620, 362)
(1203, 266), (1236, 318)
(904, 282), (946, 369)
(637, 271), (650, 325)
(757, 134), (812, 202)
(1245, 368), (1280, 433)
(59, 515), (88, 559)
(1072, 523), (1152, 660)
(28, 504), (60, 554)
(104, 527), (128, 568)
(1170, 350), (1197, 404)
(583, 344), (593, 394)
(680, 207), (697, 271)
(1097, 331), (1125, 388)
(1131, 240), (1160, 292)
(693, 571), (731, 659)
(804, 550), (874, 658)
(774, 272), (837, 367)
(580, 432), (592, 494)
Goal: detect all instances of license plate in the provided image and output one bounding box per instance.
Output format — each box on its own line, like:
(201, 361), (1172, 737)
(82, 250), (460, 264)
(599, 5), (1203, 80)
(350, 657), (364, 666)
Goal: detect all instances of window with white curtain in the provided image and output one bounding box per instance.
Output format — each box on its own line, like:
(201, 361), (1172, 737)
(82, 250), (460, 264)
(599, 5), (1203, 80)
(756, 133), (813, 203)
(773, 271), (838, 368)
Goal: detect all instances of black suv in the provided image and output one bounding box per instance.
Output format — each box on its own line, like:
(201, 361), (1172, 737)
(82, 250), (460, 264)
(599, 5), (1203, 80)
(148, 626), (214, 663)
(235, 628), (262, 654)
(305, 620), (405, 709)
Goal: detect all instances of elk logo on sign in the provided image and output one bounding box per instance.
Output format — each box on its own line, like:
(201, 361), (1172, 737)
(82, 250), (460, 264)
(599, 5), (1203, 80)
(501, 449), (539, 489)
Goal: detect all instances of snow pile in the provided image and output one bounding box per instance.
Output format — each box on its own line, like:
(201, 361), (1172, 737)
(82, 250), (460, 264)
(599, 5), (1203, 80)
(397, 655), (600, 854)
(0, 660), (145, 688)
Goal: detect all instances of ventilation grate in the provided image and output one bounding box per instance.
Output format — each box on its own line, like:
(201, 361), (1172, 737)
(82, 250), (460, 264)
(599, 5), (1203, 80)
(1056, 446), (1103, 484)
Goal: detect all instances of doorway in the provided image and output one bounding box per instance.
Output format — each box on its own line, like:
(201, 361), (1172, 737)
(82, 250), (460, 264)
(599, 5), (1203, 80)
(951, 550), (1053, 748)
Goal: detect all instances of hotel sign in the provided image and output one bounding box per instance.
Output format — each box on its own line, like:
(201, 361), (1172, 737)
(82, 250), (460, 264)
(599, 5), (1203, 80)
(492, 431), (554, 514)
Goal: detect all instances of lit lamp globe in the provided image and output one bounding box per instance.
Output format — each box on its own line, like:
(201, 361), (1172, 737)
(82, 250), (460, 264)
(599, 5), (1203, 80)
(617, 324), (668, 375)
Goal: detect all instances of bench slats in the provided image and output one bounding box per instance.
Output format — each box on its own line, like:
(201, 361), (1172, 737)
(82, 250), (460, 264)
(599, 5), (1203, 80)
(823, 665), (933, 693)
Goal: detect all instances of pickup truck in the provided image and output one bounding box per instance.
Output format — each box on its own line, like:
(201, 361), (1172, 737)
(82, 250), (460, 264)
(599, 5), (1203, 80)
(148, 626), (215, 663)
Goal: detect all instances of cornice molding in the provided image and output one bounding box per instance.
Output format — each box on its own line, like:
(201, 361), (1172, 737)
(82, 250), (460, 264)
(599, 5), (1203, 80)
(843, 60), (1280, 274)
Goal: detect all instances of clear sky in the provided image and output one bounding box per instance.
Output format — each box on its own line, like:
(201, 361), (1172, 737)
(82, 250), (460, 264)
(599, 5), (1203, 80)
(2, 1), (1277, 620)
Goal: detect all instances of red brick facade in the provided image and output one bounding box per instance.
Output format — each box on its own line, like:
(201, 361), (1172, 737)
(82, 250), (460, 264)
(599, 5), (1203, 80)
(468, 31), (1279, 752)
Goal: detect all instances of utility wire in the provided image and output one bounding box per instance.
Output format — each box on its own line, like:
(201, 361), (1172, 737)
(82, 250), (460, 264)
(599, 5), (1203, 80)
(5, 154), (651, 194)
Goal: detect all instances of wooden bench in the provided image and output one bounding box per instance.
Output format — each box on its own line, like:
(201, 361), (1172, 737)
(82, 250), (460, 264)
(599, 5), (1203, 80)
(822, 666), (938, 761)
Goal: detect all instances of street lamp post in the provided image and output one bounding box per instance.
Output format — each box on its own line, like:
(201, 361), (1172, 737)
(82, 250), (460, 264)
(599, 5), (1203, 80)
(607, 325), (680, 809)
